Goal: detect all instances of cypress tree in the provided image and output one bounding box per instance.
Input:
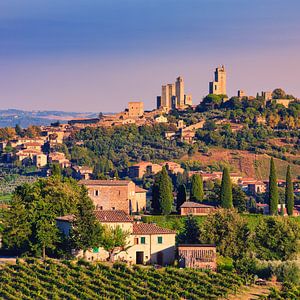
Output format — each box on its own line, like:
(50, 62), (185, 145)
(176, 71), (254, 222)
(176, 184), (187, 212)
(190, 174), (204, 202)
(285, 165), (294, 216)
(220, 167), (233, 208)
(151, 172), (162, 214)
(159, 167), (174, 215)
(268, 158), (279, 215)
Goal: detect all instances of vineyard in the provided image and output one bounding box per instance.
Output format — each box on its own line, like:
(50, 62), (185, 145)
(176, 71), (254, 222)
(0, 259), (247, 300)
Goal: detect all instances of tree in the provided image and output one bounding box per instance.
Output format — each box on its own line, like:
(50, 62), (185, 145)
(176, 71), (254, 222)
(232, 185), (247, 212)
(268, 158), (279, 215)
(70, 187), (103, 258)
(51, 163), (62, 178)
(178, 216), (200, 244)
(285, 165), (294, 216)
(272, 88), (286, 99)
(220, 167), (233, 208)
(176, 184), (187, 212)
(15, 124), (22, 136)
(254, 217), (300, 260)
(190, 174), (204, 202)
(2, 196), (31, 253)
(101, 225), (130, 262)
(151, 167), (173, 215)
(199, 209), (251, 259)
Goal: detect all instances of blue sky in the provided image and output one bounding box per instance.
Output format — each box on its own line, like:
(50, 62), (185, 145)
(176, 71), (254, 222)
(0, 0), (299, 112)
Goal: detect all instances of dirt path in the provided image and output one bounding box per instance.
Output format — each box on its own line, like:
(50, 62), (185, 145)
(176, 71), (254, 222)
(226, 284), (271, 300)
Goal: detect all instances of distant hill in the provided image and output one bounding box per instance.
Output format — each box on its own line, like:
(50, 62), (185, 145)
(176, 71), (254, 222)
(0, 109), (100, 128)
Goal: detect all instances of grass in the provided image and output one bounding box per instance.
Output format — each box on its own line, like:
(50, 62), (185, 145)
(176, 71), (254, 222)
(0, 194), (12, 203)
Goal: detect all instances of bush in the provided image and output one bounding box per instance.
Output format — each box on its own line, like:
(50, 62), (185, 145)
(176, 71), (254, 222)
(217, 256), (234, 272)
(272, 261), (300, 285)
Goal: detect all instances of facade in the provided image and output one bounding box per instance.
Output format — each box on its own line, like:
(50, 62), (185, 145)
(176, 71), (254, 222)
(178, 244), (217, 270)
(56, 210), (176, 265)
(180, 201), (216, 216)
(209, 65), (227, 95)
(79, 179), (146, 214)
(128, 162), (162, 178)
(176, 76), (185, 108)
(184, 94), (192, 106)
(161, 84), (175, 110)
(33, 153), (48, 167)
(128, 102), (144, 117)
(72, 165), (93, 180)
(272, 98), (293, 108)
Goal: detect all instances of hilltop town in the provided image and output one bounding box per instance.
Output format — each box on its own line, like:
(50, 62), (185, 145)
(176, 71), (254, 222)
(0, 65), (300, 299)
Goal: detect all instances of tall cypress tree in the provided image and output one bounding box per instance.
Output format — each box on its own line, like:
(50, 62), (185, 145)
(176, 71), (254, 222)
(190, 174), (204, 202)
(176, 184), (187, 212)
(159, 167), (174, 215)
(269, 158), (279, 215)
(151, 172), (162, 214)
(220, 167), (233, 208)
(285, 165), (294, 216)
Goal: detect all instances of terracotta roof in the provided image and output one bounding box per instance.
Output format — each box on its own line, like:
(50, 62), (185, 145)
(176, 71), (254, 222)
(178, 244), (216, 248)
(94, 210), (133, 223)
(180, 201), (216, 208)
(133, 223), (176, 235)
(23, 142), (42, 146)
(135, 186), (147, 193)
(56, 215), (75, 222)
(79, 179), (131, 186)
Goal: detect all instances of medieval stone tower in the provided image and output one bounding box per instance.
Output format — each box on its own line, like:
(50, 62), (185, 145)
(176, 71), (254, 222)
(209, 65), (227, 95)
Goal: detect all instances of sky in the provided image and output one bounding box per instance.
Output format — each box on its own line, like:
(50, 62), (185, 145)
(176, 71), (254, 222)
(0, 0), (300, 112)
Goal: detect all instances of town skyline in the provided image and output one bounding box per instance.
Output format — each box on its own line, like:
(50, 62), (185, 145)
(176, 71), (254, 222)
(0, 0), (300, 112)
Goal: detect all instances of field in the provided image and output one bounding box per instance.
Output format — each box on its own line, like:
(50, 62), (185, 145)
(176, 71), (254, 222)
(0, 259), (247, 300)
(180, 148), (300, 180)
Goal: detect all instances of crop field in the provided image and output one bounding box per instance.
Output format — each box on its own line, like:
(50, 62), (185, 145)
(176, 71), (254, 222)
(0, 259), (246, 300)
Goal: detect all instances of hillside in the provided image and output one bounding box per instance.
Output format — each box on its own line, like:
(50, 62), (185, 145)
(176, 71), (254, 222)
(0, 259), (247, 300)
(180, 148), (300, 179)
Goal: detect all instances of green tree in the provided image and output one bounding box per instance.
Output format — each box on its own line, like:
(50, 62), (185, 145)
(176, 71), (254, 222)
(268, 158), (279, 215)
(176, 184), (187, 212)
(254, 217), (300, 260)
(285, 165), (294, 216)
(220, 167), (233, 208)
(232, 185), (247, 212)
(151, 167), (173, 215)
(70, 187), (103, 258)
(51, 163), (62, 178)
(101, 225), (130, 262)
(2, 196), (31, 252)
(199, 209), (251, 259)
(178, 215), (200, 244)
(190, 174), (204, 202)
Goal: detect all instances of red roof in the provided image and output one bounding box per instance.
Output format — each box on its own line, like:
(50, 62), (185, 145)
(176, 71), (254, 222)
(133, 223), (176, 235)
(79, 179), (131, 186)
(180, 201), (216, 209)
(94, 210), (133, 223)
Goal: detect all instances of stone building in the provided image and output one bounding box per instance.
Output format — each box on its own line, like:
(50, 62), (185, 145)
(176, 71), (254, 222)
(79, 179), (147, 214)
(56, 210), (176, 265)
(176, 76), (185, 108)
(180, 201), (216, 216)
(128, 102), (144, 117)
(209, 65), (227, 95)
(178, 244), (217, 270)
(128, 162), (162, 178)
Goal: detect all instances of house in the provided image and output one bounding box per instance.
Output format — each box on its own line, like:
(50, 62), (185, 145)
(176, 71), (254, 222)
(161, 161), (184, 174)
(79, 179), (147, 214)
(33, 153), (48, 167)
(56, 210), (176, 265)
(128, 162), (162, 178)
(72, 165), (93, 180)
(178, 244), (217, 270)
(180, 201), (216, 216)
(248, 181), (266, 195)
(48, 152), (71, 168)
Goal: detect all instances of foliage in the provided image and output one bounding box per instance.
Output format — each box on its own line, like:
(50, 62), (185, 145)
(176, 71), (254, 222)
(285, 165), (294, 216)
(232, 184), (247, 212)
(176, 184), (187, 212)
(199, 209), (251, 260)
(220, 167), (233, 208)
(0, 259), (247, 299)
(254, 217), (300, 261)
(268, 158), (279, 215)
(177, 215), (201, 244)
(190, 174), (204, 202)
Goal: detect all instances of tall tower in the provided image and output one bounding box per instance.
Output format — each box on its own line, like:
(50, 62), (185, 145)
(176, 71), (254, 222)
(161, 84), (175, 110)
(176, 76), (185, 108)
(209, 65), (227, 95)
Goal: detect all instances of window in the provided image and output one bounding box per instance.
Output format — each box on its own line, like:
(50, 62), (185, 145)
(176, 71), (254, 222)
(134, 238), (139, 245)
(112, 207), (115, 210)
(157, 236), (163, 244)
(95, 190), (99, 197)
(141, 237), (146, 244)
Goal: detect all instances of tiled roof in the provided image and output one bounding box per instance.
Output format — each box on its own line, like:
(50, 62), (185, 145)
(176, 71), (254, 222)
(79, 179), (131, 186)
(94, 210), (133, 223)
(133, 223), (176, 235)
(180, 201), (216, 208)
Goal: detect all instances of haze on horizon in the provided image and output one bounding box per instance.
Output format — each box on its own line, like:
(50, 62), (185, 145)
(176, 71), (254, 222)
(0, 0), (299, 113)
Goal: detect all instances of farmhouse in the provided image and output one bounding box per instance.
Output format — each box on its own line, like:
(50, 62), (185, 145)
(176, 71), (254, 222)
(56, 210), (176, 265)
(180, 201), (216, 216)
(79, 179), (147, 214)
